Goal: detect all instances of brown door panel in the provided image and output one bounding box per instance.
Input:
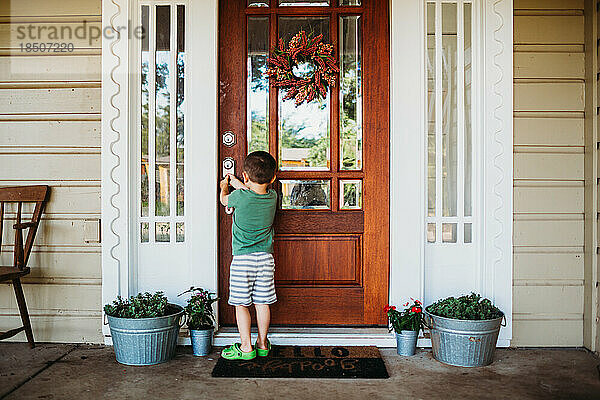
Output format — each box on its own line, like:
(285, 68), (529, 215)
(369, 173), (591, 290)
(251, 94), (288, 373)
(270, 287), (365, 325)
(274, 211), (363, 233)
(274, 234), (362, 286)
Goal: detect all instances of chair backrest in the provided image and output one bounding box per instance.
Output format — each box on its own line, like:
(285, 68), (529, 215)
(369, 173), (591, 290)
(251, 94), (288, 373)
(0, 186), (49, 269)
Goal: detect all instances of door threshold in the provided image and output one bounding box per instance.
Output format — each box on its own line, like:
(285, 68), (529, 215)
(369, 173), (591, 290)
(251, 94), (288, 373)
(213, 326), (397, 347)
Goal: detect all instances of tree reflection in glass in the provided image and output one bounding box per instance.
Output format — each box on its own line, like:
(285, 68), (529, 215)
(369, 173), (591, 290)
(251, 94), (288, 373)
(140, 5), (149, 218)
(339, 15), (362, 170)
(247, 17), (269, 153)
(279, 92), (330, 170)
(155, 5), (171, 217)
(278, 16), (330, 171)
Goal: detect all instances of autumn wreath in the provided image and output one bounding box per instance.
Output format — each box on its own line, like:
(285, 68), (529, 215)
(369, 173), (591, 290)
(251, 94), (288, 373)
(266, 30), (339, 106)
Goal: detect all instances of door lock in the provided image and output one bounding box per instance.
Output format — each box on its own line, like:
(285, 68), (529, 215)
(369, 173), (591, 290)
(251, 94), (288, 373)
(222, 131), (236, 147)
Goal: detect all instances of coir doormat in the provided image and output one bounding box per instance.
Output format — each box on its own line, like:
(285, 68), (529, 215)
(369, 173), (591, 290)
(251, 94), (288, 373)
(211, 346), (389, 379)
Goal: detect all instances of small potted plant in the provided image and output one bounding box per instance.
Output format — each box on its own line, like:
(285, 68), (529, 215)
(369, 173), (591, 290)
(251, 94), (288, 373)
(385, 299), (423, 356)
(179, 286), (218, 356)
(424, 293), (504, 367)
(104, 291), (184, 366)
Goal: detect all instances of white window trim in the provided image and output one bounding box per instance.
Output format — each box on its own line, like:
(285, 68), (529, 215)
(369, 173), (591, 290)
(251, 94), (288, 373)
(101, 0), (512, 346)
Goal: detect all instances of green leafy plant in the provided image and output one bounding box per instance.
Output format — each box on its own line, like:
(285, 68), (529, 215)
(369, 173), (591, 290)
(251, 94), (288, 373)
(426, 293), (503, 320)
(104, 291), (169, 319)
(179, 287), (218, 330)
(385, 299), (423, 333)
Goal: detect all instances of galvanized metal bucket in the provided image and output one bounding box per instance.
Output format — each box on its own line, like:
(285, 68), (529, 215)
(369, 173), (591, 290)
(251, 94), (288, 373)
(424, 309), (504, 367)
(190, 328), (213, 356)
(107, 304), (184, 366)
(395, 330), (419, 356)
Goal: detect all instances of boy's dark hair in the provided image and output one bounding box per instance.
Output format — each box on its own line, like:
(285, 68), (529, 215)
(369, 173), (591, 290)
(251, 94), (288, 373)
(244, 151), (277, 184)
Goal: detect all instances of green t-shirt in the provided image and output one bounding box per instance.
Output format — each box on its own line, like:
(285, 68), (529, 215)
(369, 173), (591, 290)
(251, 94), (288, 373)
(228, 188), (277, 255)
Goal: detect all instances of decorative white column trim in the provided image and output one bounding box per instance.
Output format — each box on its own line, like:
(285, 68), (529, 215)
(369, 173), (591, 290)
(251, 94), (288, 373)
(101, 0), (132, 342)
(483, 0), (513, 342)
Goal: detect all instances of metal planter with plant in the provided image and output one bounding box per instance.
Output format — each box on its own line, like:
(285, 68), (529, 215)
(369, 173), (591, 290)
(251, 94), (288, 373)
(104, 291), (184, 366)
(179, 287), (218, 356)
(385, 299), (423, 356)
(424, 293), (505, 367)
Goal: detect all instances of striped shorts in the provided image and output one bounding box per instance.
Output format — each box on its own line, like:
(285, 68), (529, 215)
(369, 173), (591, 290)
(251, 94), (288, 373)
(228, 252), (277, 306)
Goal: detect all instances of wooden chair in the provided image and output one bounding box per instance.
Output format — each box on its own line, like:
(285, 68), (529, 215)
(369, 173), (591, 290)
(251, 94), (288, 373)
(0, 185), (49, 348)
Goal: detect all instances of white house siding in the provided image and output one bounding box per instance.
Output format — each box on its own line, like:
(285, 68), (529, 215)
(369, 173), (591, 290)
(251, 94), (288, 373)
(513, 0), (585, 346)
(0, 0), (103, 342)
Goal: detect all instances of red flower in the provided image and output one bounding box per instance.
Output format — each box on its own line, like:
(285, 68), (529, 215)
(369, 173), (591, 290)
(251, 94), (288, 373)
(403, 302), (409, 307)
(411, 306), (422, 313)
(415, 299), (422, 305)
(384, 304), (396, 313)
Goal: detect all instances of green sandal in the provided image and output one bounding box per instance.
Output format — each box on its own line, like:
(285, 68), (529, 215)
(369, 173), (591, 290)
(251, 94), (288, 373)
(255, 339), (271, 357)
(221, 343), (256, 360)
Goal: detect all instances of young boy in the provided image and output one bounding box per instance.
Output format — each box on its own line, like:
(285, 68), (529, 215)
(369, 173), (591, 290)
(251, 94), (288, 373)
(219, 151), (278, 360)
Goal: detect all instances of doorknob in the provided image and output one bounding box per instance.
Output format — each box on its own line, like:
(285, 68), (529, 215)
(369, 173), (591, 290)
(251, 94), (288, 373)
(222, 157), (235, 178)
(223, 157), (235, 215)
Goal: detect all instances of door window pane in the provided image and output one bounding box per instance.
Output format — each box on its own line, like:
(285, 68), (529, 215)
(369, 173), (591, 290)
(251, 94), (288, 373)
(155, 5), (171, 217)
(248, 17), (269, 153)
(176, 5), (185, 216)
(156, 222), (170, 242)
(339, 15), (362, 170)
(464, 222), (472, 243)
(340, 0), (361, 5)
(281, 180), (330, 209)
(464, 2), (472, 217)
(278, 17), (330, 171)
(278, 16), (329, 43)
(176, 222), (185, 242)
(340, 180), (362, 210)
(442, 223), (457, 243)
(442, 3), (457, 217)
(141, 6), (150, 218)
(426, 2), (435, 217)
(279, 0), (329, 6)
(427, 223), (435, 243)
(248, 0), (269, 6)
(141, 222), (149, 243)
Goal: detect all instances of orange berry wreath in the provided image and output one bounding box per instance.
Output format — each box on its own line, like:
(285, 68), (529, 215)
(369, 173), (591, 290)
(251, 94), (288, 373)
(266, 30), (339, 106)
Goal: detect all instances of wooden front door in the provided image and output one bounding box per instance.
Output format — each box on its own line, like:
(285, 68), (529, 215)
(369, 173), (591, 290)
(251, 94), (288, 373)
(218, 0), (389, 326)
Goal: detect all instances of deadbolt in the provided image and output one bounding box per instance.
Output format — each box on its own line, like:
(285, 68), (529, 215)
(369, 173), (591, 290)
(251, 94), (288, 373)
(223, 131), (236, 147)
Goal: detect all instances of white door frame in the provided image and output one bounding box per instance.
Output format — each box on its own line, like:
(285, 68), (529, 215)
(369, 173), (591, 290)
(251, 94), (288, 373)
(101, 0), (512, 346)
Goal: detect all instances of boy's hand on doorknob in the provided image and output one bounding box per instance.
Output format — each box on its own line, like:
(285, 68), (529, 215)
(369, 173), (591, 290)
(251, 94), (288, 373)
(219, 175), (230, 192)
(228, 174), (247, 190)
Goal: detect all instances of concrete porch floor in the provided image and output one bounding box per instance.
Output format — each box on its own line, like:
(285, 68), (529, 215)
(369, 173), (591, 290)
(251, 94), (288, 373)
(0, 344), (599, 400)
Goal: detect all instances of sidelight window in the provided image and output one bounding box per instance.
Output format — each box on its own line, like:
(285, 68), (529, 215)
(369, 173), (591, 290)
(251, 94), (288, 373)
(139, 3), (186, 243)
(425, 0), (474, 245)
